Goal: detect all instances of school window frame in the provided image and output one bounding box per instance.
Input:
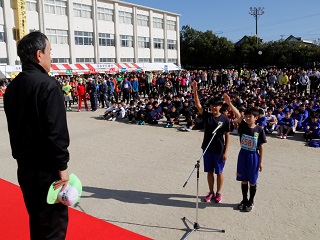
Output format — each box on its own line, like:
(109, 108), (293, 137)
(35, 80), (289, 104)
(167, 39), (177, 50)
(73, 3), (92, 19)
(97, 7), (113, 21)
(120, 58), (134, 63)
(0, 58), (7, 64)
(26, 0), (37, 12)
(119, 11), (132, 24)
(138, 58), (151, 63)
(168, 58), (177, 64)
(120, 35), (133, 47)
(46, 28), (68, 44)
(137, 14), (149, 26)
(74, 31), (93, 46)
(153, 38), (164, 49)
(137, 36), (150, 48)
(153, 17), (163, 29)
(100, 58), (115, 63)
(98, 33), (115, 46)
(76, 58), (94, 63)
(44, 0), (67, 15)
(52, 58), (70, 63)
(154, 58), (164, 63)
(167, 20), (176, 31)
(0, 25), (5, 42)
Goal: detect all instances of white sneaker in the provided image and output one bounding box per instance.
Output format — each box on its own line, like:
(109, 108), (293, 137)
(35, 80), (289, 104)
(112, 117), (116, 121)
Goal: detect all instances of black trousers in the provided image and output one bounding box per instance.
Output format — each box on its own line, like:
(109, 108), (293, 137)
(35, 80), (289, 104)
(17, 166), (68, 240)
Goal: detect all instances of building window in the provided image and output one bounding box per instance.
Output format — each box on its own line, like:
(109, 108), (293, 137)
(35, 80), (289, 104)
(154, 58), (164, 63)
(46, 29), (68, 44)
(137, 14), (149, 26)
(97, 7), (113, 21)
(73, 3), (92, 19)
(74, 31), (93, 45)
(119, 11), (132, 24)
(153, 38), (164, 49)
(98, 33), (115, 46)
(26, 0), (37, 11)
(138, 58), (150, 63)
(120, 35), (133, 47)
(76, 58), (94, 63)
(100, 58), (115, 63)
(0, 0), (2, 8)
(44, 0), (67, 15)
(168, 58), (177, 64)
(138, 37), (150, 48)
(120, 58), (134, 62)
(167, 20), (176, 31)
(52, 58), (70, 63)
(153, 17), (163, 29)
(0, 25), (4, 42)
(167, 39), (177, 50)
(0, 58), (7, 64)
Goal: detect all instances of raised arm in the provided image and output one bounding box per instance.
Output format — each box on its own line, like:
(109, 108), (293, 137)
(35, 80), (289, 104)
(223, 93), (242, 123)
(191, 80), (203, 115)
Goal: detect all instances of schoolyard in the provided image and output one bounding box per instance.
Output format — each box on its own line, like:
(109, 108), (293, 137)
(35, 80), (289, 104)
(0, 98), (319, 240)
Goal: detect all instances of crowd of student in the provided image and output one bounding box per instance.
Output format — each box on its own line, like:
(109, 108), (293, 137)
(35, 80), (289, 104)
(2, 66), (320, 145)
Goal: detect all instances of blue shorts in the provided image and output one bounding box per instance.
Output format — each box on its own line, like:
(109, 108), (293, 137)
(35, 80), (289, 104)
(236, 149), (260, 184)
(203, 151), (225, 174)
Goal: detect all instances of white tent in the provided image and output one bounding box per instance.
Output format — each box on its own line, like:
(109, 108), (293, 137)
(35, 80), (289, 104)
(138, 63), (180, 72)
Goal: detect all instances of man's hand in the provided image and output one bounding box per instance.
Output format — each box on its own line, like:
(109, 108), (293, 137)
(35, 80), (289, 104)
(53, 169), (69, 191)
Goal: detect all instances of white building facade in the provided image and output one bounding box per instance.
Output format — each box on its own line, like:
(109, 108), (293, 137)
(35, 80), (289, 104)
(0, 0), (180, 67)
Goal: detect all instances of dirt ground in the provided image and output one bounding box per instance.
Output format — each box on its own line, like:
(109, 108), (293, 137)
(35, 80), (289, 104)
(1, 98), (319, 240)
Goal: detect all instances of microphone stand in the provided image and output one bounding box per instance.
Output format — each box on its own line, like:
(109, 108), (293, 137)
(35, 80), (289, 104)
(182, 124), (225, 239)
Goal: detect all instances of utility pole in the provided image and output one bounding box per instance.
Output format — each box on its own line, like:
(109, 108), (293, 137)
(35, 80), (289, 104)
(249, 7), (265, 45)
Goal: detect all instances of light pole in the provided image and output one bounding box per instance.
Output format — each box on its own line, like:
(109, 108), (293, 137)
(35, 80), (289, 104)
(249, 7), (265, 45)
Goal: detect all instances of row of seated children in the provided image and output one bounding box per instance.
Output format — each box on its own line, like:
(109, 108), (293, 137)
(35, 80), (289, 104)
(253, 105), (320, 140)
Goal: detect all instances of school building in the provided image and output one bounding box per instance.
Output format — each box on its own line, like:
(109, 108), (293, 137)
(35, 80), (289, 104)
(0, 0), (181, 75)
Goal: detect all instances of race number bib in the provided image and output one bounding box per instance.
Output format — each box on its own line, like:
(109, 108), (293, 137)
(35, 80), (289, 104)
(240, 134), (258, 151)
(124, 83), (129, 88)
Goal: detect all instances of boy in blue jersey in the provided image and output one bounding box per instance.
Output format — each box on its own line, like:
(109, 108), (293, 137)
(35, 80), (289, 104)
(256, 109), (267, 129)
(224, 93), (267, 212)
(304, 112), (320, 141)
(278, 111), (294, 139)
(192, 81), (230, 203)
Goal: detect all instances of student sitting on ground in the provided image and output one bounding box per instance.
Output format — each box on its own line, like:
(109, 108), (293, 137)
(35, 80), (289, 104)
(278, 111), (294, 139)
(256, 109), (267, 129)
(290, 106), (304, 132)
(265, 107), (277, 134)
(103, 102), (117, 120)
(304, 112), (320, 141)
(165, 105), (180, 128)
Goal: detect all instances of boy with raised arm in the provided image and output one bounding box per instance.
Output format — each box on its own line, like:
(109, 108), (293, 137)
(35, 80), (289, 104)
(223, 93), (267, 212)
(192, 81), (230, 203)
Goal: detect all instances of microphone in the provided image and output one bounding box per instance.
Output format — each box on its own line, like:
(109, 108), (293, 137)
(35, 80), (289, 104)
(212, 121), (223, 135)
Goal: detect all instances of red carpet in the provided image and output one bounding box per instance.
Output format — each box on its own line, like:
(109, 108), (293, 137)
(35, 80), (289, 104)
(0, 178), (151, 240)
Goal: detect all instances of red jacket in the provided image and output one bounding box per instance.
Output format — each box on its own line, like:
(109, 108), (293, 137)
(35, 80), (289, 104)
(77, 84), (86, 96)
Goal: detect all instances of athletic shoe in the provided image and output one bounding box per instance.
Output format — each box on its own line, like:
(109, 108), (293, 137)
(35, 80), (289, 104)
(186, 126), (193, 132)
(168, 123), (173, 128)
(178, 125), (187, 131)
(112, 117), (116, 121)
(278, 133), (283, 139)
(245, 201), (254, 212)
(203, 192), (214, 202)
(283, 134), (287, 139)
(77, 109), (81, 112)
(214, 193), (222, 203)
(238, 200), (247, 210)
(165, 123), (170, 128)
(139, 121), (145, 125)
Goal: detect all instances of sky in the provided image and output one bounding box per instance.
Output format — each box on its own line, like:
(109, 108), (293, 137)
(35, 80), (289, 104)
(122, 0), (320, 44)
